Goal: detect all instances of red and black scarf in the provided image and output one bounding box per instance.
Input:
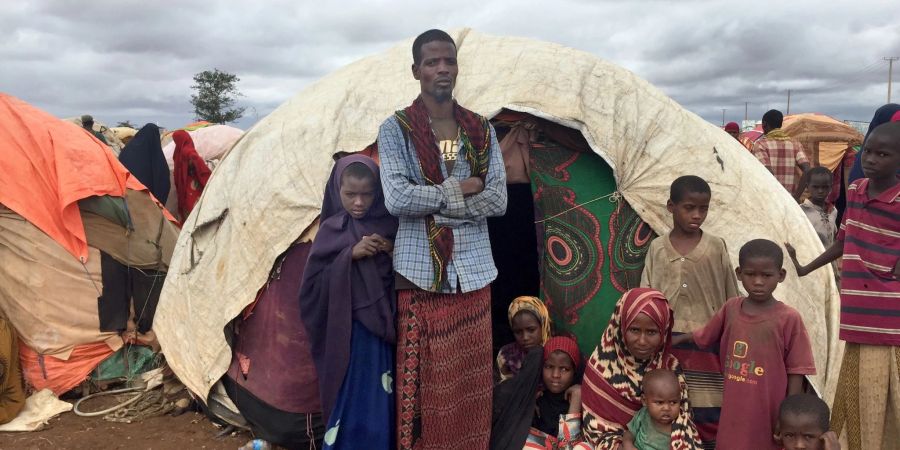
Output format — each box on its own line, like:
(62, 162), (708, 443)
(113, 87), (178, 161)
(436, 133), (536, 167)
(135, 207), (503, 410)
(394, 96), (490, 291)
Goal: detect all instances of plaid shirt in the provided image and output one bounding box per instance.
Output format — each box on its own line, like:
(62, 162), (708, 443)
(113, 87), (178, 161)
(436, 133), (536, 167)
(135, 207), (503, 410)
(377, 115), (507, 294)
(750, 130), (809, 194)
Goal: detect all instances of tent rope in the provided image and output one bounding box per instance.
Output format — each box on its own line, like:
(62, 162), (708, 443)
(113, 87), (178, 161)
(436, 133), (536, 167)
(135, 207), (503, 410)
(80, 261), (102, 297)
(534, 191), (621, 224)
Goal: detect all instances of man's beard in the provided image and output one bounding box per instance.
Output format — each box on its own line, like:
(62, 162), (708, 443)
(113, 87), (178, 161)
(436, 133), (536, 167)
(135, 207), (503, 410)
(434, 89), (453, 103)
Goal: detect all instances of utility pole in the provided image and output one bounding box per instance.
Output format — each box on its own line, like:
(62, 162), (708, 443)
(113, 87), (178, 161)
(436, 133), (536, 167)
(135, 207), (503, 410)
(721, 108), (726, 126)
(786, 90), (791, 115)
(886, 57), (899, 103)
(744, 101), (750, 121)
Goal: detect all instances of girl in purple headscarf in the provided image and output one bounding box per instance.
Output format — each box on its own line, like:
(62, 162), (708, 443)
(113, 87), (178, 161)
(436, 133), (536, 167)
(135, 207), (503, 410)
(299, 155), (398, 449)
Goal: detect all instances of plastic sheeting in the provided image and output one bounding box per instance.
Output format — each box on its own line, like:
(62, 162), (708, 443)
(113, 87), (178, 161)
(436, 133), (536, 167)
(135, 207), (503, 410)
(0, 389), (73, 432)
(155, 29), (841, 405)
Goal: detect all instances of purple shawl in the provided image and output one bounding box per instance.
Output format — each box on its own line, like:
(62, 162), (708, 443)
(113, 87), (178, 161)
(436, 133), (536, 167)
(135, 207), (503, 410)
(298, 155), (398, 423)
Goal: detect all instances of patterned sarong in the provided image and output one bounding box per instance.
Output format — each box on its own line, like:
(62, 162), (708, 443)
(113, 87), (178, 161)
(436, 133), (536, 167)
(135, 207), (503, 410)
(830, 343), (900, 450)
(396, 287), (492, 450)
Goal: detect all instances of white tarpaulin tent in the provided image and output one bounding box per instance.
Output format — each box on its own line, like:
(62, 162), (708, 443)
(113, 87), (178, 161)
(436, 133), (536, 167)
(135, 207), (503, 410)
(155, 29), (841, 404)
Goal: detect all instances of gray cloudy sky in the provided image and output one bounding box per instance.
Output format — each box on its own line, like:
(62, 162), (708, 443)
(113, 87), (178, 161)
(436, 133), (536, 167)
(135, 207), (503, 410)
(3, 0), (899, 130)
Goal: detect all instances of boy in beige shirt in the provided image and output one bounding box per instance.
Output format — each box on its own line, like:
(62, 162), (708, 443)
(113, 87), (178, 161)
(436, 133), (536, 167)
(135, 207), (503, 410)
(640, 175), (739, 448)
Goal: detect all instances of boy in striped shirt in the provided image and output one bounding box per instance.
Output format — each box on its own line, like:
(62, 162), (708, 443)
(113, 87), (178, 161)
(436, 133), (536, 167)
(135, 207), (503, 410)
(786, 121), (900, 450)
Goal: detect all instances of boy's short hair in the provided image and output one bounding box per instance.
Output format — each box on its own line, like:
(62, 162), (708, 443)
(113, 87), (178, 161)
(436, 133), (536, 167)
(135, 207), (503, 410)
(341, 161), (376, 183)
(807, 166), (832, 181)
(670, 175), (711, 203)
(738, 238), (783, 268)
(779, 394), (830, 433)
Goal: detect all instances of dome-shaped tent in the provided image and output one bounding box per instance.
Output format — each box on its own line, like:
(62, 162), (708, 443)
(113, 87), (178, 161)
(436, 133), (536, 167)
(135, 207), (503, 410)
(155, 29), (841, 406)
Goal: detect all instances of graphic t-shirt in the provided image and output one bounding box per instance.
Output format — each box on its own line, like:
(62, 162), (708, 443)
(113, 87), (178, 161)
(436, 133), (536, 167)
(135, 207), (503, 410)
(693, 297), (816, 450)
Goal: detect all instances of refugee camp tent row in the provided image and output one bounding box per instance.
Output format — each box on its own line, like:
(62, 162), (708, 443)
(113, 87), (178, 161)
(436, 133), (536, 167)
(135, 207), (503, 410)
(155, 29), (842, 443)
(0, 94), (179, 400)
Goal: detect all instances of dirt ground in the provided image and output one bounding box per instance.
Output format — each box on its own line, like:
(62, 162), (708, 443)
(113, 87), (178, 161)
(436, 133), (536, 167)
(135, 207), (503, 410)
(0, 396), (250, 450)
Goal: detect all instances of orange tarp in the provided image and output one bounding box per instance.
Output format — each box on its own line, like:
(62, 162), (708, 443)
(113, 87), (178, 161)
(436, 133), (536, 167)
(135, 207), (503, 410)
(19, 341), (115, 395)
(0, 93), (151, 262)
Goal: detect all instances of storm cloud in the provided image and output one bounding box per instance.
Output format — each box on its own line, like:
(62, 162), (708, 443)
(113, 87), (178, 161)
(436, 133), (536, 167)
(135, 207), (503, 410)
(2, 0), (898, 129)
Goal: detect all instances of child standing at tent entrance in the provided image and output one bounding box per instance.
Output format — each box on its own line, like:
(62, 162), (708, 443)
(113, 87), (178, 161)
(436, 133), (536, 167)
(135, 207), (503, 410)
(299, 155), (399, 450)
(786, 122), (900, 450)
(496, 296), (551, 381)
(673, 239), (816, 450)
(640, 175), (740, 447)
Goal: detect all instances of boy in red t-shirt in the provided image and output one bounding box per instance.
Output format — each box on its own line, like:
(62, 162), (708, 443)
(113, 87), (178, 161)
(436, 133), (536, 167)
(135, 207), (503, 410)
(673, 239), (816, 450)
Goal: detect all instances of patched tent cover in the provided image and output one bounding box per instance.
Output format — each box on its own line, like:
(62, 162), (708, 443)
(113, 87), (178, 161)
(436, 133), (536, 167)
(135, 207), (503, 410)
(0, 94), (179, 394)
(155, 29), (841, 404)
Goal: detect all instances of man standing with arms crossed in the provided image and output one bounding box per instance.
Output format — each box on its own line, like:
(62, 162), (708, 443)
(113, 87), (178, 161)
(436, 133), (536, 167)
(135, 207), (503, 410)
(377, 29), (507, 449)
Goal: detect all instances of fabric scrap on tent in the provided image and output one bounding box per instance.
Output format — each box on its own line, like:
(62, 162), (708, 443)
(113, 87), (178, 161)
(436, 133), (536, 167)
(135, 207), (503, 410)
(119, 124), (170, 205)
(19, 342), (115, 395)
(90, 345), (159, 382)
(173, 130), (213, 220)
(98, 252), (164, 334)
(530, 138), (654, 355)
(81, 189), (178, 271)
(0, 389), (72, 432)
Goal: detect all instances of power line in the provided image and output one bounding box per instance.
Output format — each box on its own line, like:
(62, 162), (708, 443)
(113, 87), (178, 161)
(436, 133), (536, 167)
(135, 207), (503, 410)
(885, 57), (899, 103)
(817, 59), (886, 92)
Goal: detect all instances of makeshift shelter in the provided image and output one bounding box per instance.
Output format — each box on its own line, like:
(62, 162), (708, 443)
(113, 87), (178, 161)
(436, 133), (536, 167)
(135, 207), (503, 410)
(781, 113), (862, 171)
(155, 30), (842, 409)
(0, 94), (179, 395)
(66, 116), (126, 155)
(161, 124), (243, 170)
(159, 124), (243, 220)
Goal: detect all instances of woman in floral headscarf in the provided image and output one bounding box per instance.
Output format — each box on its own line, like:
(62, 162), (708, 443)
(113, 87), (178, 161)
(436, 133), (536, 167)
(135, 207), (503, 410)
(581, 288), (702, 449)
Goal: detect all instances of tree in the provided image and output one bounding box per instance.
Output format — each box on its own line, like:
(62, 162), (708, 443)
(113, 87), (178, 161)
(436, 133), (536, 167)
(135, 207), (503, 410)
(116, 120), (136, 128)
(190, 69), (245, 123)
